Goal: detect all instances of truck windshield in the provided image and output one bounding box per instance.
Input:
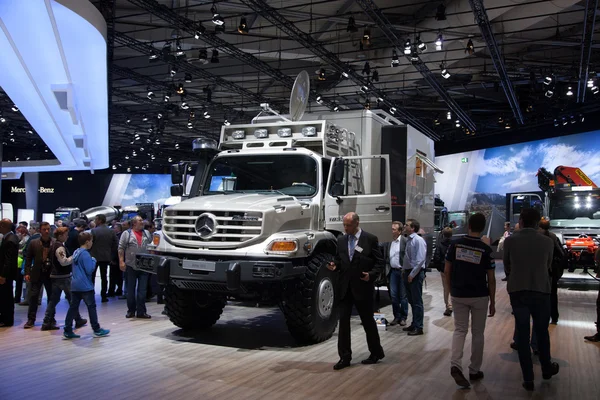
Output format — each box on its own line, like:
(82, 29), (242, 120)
(549, 191), (600, 220)
(202, 154), (318, 197)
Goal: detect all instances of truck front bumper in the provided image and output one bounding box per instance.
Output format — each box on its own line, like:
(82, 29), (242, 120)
(135, 253), (306, 292)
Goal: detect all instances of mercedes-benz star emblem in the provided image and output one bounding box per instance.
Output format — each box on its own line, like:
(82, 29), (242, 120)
(195, 213), (217, 238)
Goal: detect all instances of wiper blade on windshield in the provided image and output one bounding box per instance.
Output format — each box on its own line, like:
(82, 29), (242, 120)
(256, 190), (287, 196)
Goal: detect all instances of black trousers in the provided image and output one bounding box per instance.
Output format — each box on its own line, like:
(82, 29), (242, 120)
(510, 291), (553, 382)
(550, 275), (560, 322)
(337, 287), (383, 361)
(93, 261), (110, 299)
(108, 263), (123, 296)
(14, 273), (23, 303)
(0, 278), (15, 325)
(27, 279), (53, 322)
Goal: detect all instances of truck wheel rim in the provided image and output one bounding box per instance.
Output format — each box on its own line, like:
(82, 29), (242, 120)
(317, 278), (334, 319)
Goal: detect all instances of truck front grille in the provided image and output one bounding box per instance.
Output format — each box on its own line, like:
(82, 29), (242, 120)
(163, 209), (263, 248)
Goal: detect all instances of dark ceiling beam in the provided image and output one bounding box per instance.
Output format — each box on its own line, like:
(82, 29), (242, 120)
(112, 87), (216, 128)
(123, 0), (336, 111)
(576, 0), (598, 103)
(313, 0), (355, 41)
(469, 0), (524, 125)
(111, 63), (240, 121)
(354, 0), (476, 133)
(113, 31), (264, 105)
(238, 0), (440, 140)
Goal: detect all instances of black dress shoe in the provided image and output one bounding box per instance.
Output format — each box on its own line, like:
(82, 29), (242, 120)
(136, 313), (152, 319)
(126, 312), (135, 318)
(510, 342), (518, 350)
(522, 381), (534, 391)
(402, 325), (415, 332)
(41, 323), (60, 331)
(361, 353), (385, 365)
(0, 323), (13, 327)
(469, 371), (484, 381)
(75, 318), (88, 329)
(101, 298), (109, 303)
(542, 362), (559, 380)
(333, 359), (351, 370)
(407, 328), (424, 336)
(389, 318), (400, 326)
(584, 333), (600, 342)
(24, 320), (35, 329)
(451, 366), (470, 388)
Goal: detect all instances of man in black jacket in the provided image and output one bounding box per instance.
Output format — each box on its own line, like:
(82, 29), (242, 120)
(0, 219), (19, 327)
(24, 222), (55, 329)
(327, 212), (385, 370)
(91, 214), (118, 302)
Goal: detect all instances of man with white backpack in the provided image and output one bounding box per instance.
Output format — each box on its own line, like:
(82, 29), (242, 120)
(118, 216), (152, 319)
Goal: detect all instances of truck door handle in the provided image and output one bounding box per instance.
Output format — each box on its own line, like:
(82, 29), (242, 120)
(376, 206), (390, 212)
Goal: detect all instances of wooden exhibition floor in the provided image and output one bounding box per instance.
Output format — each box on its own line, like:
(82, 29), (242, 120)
(1, 263), (599, 400)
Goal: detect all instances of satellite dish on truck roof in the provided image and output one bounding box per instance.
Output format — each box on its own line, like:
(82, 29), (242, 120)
(289, 70), (310, 121)
(251, 70), (310, 123)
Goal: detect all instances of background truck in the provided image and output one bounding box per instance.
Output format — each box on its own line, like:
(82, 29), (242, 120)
(134, 109), (439, 344)
(508, 166), (600, 271)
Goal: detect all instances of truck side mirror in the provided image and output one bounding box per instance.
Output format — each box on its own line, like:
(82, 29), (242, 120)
(170, 184), (183, 197)
(333, 158), (345, 183)
(171, 164), (183, 185)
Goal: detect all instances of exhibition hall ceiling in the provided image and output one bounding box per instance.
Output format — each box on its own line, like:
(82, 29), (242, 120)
(2, 0), (600, 171)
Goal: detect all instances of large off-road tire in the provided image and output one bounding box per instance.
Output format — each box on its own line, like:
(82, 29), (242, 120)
(281, 251), (339, 344)
(164, 285), (226, 330)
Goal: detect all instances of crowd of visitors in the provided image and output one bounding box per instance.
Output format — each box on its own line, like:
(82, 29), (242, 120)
(0, 208), (598, 393)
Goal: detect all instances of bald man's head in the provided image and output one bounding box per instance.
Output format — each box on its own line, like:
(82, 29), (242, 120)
(342, 212), (360, 235)
(0, 219), (13, 234)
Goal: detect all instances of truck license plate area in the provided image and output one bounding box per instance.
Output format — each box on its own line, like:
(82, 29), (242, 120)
(182, 260), (216, 272)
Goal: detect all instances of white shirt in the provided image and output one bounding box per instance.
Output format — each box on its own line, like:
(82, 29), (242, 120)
(389, 237), (402, 269)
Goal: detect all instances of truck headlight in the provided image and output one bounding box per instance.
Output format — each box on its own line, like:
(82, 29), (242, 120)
(152, 233), (161, 246)
(277, 127), (292, 137)
(266, 240), (298, 254)
(231, 130), (245, 139)
(302, 126), (316, 136)
(254, 128), (268, 138)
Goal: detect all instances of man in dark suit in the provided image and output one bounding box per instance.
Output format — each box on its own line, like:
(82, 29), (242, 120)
(91, 214), (118, 302)
(0, 219), (19, 327)
(327, 212), (385, 370)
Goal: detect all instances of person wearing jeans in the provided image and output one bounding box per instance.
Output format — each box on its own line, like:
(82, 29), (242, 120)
(381, 221), (408, 326)
(444, 213), (496, 388)
(401, 219), (427, 336)
(504, 208), (559, 391)
(63, 232), (110, 339)
(119, 216), (152, 319)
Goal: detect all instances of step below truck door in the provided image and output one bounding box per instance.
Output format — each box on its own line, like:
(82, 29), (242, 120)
(324, 155), (392, 242)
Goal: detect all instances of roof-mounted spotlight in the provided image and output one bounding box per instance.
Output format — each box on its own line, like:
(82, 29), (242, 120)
(210, 49), (219, 63)
(391, 50), (400, 67)
(543, 75), (553, 85)
(346, 16), (358, 33)
(403, 39), (412, 55)
(238, 16), (249, 34)
(169, 65), (178, 77)
(435, 33), (443, 51)
(362, 28), (371, 47)
(372, 69), (379, 82)
(566, 86), (573, 96)
(211, 4), (224, 26)
(465, 39), (475, 55)
(436, 3), (447, 21)
(194, 24), (206, 39)
(416, 35), (427, 52)
(185, 73), (192, 83)
(440, 63), (450, 79)
(318, 68), (326, 81)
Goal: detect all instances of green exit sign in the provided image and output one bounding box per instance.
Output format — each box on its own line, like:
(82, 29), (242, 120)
(461, 157), (469, 163)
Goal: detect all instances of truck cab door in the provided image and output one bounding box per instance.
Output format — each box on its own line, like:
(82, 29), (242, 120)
(324, 155), (392, 242)
(509, 193), (544, 224)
